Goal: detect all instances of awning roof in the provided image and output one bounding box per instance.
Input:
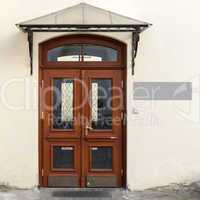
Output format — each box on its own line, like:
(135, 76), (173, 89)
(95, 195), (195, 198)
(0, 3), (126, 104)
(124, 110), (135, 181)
(16, 3), (151, 75)
(16, 3), (151, 32)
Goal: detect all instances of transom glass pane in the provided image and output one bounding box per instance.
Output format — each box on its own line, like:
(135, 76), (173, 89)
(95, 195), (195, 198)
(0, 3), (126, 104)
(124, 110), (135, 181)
(91, 79), (112, 129)
(47, 44), (118, 62)
(83, 45), (117, 61)
(91, 147), (113, 169)
(53, 78), (73, 129)
(48, 45), (81, 61)
(53, 146), (74, 169)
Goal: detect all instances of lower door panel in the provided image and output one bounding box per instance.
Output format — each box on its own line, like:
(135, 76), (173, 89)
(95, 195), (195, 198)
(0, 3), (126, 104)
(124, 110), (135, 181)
(48, 175), (79, 187)
(87, 176), (117, 188)
(84, 140), (121, 187)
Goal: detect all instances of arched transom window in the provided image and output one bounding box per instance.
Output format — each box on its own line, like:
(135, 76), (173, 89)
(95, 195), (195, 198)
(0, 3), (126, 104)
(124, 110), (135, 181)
(48, 44), (118, 62)
(40, 35), (125, 67)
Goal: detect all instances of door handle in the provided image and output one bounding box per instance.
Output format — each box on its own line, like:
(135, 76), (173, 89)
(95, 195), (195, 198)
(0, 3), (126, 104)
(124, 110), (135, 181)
(85, 125), (93, 136)
(86, 126), (93, 130)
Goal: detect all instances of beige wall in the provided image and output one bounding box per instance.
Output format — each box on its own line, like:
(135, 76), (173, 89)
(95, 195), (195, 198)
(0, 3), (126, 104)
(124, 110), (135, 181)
(0, 0), (200, 190)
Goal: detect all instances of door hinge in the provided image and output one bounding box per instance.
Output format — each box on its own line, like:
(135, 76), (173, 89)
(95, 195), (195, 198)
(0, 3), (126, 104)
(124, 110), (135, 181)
(121, 169), (124, 176)
(121, 112), (124, 120)
(41, 111), (44, 120)
(41, 169), (44, 176)
(121, 80), (123, 88)
(41, 80), (44, 88)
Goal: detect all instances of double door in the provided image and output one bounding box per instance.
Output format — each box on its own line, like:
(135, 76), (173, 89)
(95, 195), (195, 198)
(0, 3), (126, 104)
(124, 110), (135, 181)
(41, 69), (124, 187)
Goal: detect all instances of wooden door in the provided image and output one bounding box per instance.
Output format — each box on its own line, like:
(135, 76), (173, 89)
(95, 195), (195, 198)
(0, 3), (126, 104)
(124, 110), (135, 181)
(81, 70), (123, 187)
(41, 69), (123, 187)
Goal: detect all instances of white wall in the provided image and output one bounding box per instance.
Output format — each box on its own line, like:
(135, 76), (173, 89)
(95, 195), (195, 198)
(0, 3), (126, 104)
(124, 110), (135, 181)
(0, 0), (200, 190)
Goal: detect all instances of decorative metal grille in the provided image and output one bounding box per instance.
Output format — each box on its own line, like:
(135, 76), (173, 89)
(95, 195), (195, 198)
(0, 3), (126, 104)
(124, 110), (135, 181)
(61, 80), (73, 122)
(91, 82), (98, 122)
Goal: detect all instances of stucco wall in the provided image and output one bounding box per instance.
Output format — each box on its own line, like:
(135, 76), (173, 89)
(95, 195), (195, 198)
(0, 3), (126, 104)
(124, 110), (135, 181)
(0, 0), (200, 191)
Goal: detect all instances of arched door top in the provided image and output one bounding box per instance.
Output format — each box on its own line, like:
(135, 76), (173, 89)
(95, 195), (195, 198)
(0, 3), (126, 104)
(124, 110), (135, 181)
(40, 34), (126, 68)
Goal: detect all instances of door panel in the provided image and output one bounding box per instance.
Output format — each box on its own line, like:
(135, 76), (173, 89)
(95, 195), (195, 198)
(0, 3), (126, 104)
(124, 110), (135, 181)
(43, 70), (81, 139)
(45, 140), (81, 187)
(84, 141), (120, 187)
(42, 69), (123, 187)
(82, 70), (123, 187)
(82, 70), (123, 139)
(42, 70), (81, 187)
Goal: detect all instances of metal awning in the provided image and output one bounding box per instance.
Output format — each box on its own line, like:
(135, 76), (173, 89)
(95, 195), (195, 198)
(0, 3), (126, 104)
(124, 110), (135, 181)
(16, 3), (151, 74)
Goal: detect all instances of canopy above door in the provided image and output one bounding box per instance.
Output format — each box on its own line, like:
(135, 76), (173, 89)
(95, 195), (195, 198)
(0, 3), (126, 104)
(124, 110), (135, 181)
(16, 2), (151, 74)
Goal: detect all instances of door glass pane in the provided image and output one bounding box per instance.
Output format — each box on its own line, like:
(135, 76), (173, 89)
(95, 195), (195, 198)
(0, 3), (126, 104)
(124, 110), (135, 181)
(53, 146), (74, 169)
(48, 45), (81, 61)
(91, 147), (113, 169)
(91, 79), (112, 129)
(83, 45), (117, 61)
(53, 79), (73, 129)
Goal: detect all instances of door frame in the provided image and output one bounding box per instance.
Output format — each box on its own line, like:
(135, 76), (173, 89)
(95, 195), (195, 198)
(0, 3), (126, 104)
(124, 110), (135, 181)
(38, 34), (127, 188)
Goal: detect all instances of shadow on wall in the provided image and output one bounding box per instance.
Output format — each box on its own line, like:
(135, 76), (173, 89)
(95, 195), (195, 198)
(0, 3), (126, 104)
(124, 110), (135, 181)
(0, 31), (29, 75)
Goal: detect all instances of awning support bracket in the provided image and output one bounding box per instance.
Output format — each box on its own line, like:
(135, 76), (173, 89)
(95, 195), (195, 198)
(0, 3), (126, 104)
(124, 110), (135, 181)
(132, 32), (140, 75)
(27, 30), (33, 75)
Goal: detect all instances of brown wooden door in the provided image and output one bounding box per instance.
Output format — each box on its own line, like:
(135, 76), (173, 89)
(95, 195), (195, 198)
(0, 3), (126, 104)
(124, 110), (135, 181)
(41, 69), (123, 188)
